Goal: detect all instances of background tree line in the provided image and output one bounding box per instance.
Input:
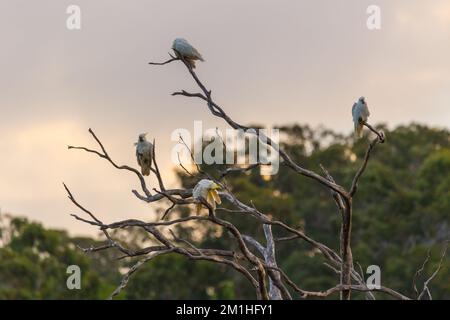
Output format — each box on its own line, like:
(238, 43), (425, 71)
(0, 123), (448, 299)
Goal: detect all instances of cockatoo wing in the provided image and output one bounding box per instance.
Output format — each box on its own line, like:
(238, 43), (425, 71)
(193, 184), (201, 200)
(193, 179), (208, 200)
(361, 102), (370, 120)
(352, 102), (360, 122)
(136, 149), (142, 166)
(172, 38), (204, 61)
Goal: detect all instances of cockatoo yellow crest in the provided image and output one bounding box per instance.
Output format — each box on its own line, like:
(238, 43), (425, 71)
(193, 179), (221, 214)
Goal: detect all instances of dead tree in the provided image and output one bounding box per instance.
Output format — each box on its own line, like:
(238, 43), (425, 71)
(65, 53), (447, 300)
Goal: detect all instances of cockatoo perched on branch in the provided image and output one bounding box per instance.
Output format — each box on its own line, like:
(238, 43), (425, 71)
(172, 38), (204, 69)
(135, 133), (153, 176)
(193, 179), (221, 214)
(352, 97), (370, 138)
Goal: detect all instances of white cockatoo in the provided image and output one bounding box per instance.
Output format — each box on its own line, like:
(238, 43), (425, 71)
(193, 179), (221, 214)
(352, 97), (370, 138)
(135, 133), (153, 176)
(172, 38), (204, 69)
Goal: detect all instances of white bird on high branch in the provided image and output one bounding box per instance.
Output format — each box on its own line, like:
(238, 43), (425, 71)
(193, 179), (221, 214)
(135, 133), (153, 176)
(172, 38), (204, 69)
(352, 96), (370, 138)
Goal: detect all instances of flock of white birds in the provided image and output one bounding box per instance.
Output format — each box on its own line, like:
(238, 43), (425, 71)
(135, 38), (371, 213)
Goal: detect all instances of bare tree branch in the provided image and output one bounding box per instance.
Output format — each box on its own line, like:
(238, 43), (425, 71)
(349, 136), (381, 197)
(63, 53), (443, 301)
(363, 122), (385, 143)
(148, 53), (179, 66)
(68, 128), (152, 199)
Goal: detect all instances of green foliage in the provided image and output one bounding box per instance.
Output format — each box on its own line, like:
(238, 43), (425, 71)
(0, 123), (448, 299)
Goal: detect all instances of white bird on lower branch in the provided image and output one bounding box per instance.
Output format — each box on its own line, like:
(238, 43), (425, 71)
(135, 133), (153, 176)
(172, 38), (204, 69)
(193, 179), (221, 214)
(352, 96), (370, 138)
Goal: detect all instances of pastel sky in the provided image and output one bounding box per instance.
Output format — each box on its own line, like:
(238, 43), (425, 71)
(0, 0), (449, 236)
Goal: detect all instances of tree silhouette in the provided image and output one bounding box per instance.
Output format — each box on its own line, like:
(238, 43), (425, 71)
(65, 52), (447, 300)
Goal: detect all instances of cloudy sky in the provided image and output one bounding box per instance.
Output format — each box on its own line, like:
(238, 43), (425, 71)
(0, 0), (449, 235)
